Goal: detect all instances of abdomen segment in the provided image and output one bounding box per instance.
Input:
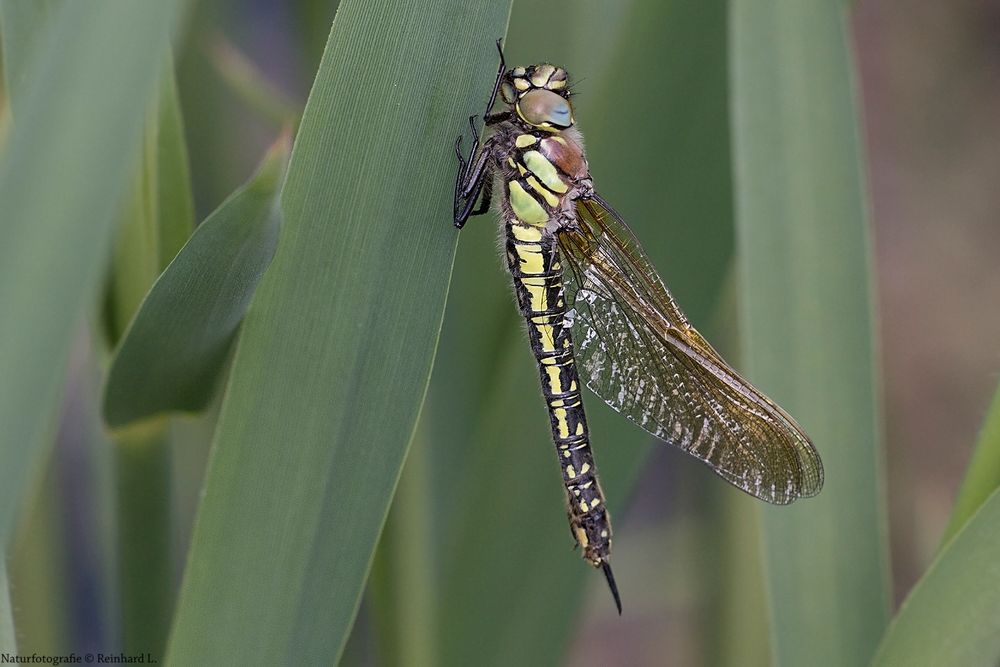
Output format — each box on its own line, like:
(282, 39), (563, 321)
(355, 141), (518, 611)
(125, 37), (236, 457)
(504, 220), (613, 567)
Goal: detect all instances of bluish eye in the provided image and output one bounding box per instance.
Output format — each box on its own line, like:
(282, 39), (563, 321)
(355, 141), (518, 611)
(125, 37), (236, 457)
(549, 101), (571, 124)
(517, 89), (574, 128)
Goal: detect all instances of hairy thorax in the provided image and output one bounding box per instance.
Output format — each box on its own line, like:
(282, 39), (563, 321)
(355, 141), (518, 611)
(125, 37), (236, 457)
(494, 124), (592, 234)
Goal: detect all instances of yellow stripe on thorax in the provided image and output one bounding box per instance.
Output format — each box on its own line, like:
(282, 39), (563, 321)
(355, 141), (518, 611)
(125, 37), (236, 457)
(526, 176), (560, 207)
(523, 151), (568, 194)
(508, 181), (548, 226)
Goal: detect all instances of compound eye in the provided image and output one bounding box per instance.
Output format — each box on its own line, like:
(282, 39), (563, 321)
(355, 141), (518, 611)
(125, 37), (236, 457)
(517, 89), (573, 128)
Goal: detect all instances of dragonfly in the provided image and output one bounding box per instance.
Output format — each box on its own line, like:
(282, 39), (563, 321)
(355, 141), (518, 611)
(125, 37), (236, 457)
(453, 41), (823, 614)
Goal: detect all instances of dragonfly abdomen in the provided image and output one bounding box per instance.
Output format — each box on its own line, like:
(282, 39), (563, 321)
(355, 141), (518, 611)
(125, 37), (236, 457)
(505, 221), (613, 567)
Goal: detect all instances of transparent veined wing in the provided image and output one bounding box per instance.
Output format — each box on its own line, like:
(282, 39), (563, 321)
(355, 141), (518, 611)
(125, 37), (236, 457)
(556, 196), (823, 504)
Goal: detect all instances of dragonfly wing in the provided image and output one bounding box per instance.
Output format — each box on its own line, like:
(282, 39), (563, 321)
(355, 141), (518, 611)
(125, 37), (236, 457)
(557, 196), (823, 504)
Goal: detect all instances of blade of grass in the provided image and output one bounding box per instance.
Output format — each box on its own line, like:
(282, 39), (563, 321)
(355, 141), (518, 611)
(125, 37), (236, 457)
(98, 52), (196, 656)
(871, 487), (1000, 667)
(703, 270), (771, 667)
(9, 447), (71, 652)
(105, 106), (163, 345)
(0, 0), (60, 118)
(0, 563), (13, 653)
(940, 382), (1000, 545)
(731, 2), (889, 665)
(370, 429), (435, 667)
(104, 56), (196, 346)
(113, 419), (172, 655)
(436, 340), (596, 666)
(0, 0), (185, 544)
(156, 61), (196, 269)
(165, 3), (512, 664)
(580, 0), (734, 327)
(103, 136), (288, 427)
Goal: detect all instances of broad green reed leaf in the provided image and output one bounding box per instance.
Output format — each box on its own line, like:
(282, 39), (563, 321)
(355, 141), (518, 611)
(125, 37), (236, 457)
(940, 382), (1000, 545)
(436, 341), (592, 666)
(103, 136), (288, 428)
(579, 0), (734, 327)
(370, 431), (436, 667)
(104, 58), (195, 346)
(0, 0), (184, 543)
(155, 63), (196, 270)
(731, 2), (889, 665)
(105, 113), (164, 345)
(871, 488), (1000, 667)
(165, 2), (512, 664)
(102, 56), (197, 655)
(114, 421), (172, 655)
(0, 0), (59, 118)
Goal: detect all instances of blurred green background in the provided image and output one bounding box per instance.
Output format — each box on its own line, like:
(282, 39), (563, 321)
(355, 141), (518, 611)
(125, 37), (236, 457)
(1, 0), (999, 665)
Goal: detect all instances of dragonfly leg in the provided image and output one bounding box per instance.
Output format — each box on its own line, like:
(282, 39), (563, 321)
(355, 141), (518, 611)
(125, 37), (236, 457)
(484, 110), (512, 125)
(469, 174), (493, 217)
(453, 39), (507, 228)
(453, 140), (494, 228)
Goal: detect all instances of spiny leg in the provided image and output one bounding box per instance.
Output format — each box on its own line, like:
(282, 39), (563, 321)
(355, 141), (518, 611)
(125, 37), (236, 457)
(453, 39), (507, 228)
(453, 135), (495, 228)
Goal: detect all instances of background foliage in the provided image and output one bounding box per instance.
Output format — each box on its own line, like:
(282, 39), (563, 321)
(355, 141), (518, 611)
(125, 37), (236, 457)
(1, 0), (999, 665)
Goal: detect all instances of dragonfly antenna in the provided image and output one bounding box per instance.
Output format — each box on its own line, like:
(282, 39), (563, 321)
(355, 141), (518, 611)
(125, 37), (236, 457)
(601, 561), (622, 615)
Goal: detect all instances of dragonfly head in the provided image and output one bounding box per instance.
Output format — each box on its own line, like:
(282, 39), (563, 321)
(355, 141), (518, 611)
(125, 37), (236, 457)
(500, 64), (575, 131)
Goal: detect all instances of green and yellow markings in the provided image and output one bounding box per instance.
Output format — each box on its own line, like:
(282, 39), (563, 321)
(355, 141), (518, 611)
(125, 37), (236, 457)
(522, 151), (568, 194)
(517, 249), (545, 276)
(530, 64), (556, 88)
(515, 134), (538, 148)
(508, 181), (548, 225)
(536, 323), (557, 351)
(526, 176), (560, 207)
(510, 224), (542, 243)
(543, 364), (562, 394)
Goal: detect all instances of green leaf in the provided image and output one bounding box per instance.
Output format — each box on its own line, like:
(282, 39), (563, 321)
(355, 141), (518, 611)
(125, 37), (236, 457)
(104, 57), (196, 346)
(941, 382), (1000, 545)
(435, 341), (595, 666)
(156, 62), (196, 269)
(114, 421), (173, 655)
(0, 0), (184, 543)
(370, 430), (436, 667)
(103, 136), (288, 428)
(730, 2), (889, 665)
(165, 2), (512, 664)
(0, 564), (13, 653)
(871, 488), (1000, 667)
(0, 0), (60, 118)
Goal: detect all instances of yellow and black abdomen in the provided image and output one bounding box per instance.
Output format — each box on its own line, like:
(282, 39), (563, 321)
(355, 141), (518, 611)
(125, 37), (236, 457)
(503, 216), (612, 567)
